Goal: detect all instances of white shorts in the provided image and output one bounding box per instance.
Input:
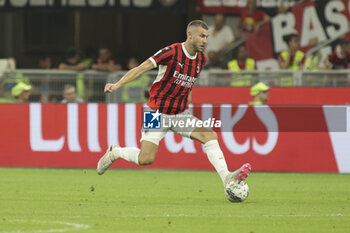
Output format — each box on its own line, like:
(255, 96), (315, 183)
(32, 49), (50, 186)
(140, 108), (201, 146)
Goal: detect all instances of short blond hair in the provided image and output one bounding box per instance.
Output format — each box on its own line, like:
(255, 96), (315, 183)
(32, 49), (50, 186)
(187, 20), (208, 32)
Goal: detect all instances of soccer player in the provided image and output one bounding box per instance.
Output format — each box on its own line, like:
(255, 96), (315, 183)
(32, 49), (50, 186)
(97, 20), (251, 188)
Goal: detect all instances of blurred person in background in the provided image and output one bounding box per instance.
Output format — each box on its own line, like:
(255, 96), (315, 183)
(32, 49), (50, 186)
(121, 57), (151, 103)
(329, 39), (350, 69)
(61, 84), (84, 103)
(278, 33), (304, 70)
(249, 82), (269, 105)
(304, 37), (330, 86)
(59, 48), (89, 101)
(91, 47), (122, 72)
(238, 0), (271, 34)
(11, 82), (31, 103)
(227, 45), (256, 86)
(278, 33), (304, 86)
(39, 56), (53, 70)
(304, 37), (329, 71)
(81, 47), (97, 69)
(278, 33), (305, 87)
(1, 57), (19, 97)
(80, 47), (97, 101)
(328, 39), (350, 86)
(38, 56), (53, 103)
(58, 48), (88, 71)
(205, 13), (235, 69)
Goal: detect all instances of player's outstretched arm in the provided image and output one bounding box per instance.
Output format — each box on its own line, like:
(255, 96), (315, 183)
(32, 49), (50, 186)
(104, 59), (154, 93)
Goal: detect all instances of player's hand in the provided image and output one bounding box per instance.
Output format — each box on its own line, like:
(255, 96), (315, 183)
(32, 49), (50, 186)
(104, 83), (118, 93)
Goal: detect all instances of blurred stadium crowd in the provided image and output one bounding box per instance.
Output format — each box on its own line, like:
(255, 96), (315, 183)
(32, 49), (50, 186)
(0, 0), (349, 104)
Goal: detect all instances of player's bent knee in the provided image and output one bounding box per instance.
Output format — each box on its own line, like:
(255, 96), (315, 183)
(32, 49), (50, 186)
(138, 156), (154, 165)
(139, 140), (158, 165)
(138, 151), (156, 165)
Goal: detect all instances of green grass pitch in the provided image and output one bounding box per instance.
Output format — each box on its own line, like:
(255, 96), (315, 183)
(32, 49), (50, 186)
(0, 168), (349, 233)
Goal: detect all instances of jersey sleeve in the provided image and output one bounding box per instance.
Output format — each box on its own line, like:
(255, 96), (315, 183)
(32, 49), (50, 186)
(148, 46), (174, 68)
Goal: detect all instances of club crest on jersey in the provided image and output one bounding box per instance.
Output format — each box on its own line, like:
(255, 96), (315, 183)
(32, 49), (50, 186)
(143, 110), (161, 129)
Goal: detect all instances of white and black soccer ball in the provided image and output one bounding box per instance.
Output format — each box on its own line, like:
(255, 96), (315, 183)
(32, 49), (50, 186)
(225, 180), (249, 202)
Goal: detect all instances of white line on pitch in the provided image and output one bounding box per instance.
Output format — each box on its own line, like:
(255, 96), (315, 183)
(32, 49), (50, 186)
(0, 219), (90, 233)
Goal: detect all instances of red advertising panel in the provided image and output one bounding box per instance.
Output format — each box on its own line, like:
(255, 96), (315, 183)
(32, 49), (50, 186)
(192, 87), (350, 105)
(1, 103), (348, 173)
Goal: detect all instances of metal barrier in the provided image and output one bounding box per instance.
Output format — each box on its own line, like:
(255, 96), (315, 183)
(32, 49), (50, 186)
(0, 69), (349, 103)
(0, 70), (158, 103)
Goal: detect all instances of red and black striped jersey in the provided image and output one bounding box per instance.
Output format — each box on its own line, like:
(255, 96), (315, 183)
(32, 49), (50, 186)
(147, 43), (207, 115)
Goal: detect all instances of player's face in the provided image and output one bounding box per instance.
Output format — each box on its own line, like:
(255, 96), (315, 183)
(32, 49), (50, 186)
(191, 27), (208, 52)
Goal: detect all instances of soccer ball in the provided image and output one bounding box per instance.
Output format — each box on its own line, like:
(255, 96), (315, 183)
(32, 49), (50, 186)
(225, 180), (249, 202)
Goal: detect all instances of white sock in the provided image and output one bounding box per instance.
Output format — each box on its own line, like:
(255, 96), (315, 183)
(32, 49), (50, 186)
(204, 140), (230, 184)
(112, 147), (140, 165)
